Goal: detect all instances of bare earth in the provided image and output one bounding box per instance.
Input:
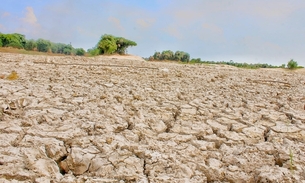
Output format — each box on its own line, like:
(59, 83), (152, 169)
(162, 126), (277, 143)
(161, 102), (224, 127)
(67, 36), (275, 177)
(0, 53), (305, 183)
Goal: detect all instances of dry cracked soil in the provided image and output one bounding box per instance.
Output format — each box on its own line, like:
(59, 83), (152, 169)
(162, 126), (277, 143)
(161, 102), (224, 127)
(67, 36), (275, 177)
(0, 52), (305, 183)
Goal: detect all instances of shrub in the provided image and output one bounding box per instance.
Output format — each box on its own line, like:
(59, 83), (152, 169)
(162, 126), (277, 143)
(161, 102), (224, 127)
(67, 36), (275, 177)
(75, 48), (85, 56)
(36, 39), (51, 52)
(6, 42), (23, 49)
(87, 48), (100, 56)
(25, 39), (37, 50)
(287, 59), (298, 69)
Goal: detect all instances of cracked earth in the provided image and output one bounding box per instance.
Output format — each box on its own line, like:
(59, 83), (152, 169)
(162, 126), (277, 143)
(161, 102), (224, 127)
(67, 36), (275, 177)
(0, 53), (305, 183)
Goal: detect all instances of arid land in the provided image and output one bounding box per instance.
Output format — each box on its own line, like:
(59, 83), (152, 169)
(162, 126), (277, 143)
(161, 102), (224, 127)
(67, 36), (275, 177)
(0, 53), (305, 182)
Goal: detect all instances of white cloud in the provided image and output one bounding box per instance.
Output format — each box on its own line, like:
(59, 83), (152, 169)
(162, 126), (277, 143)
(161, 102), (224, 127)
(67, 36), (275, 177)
(1, 12), (10, 18)
(136, 18), (155, 29)
(22, 7), (38, 25)
(108, 16), (124, 31)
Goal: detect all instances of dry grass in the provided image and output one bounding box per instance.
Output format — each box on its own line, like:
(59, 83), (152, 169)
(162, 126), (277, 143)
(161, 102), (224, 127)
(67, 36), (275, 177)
(6, 71), (19, 80)
(0, 47), (67, 56)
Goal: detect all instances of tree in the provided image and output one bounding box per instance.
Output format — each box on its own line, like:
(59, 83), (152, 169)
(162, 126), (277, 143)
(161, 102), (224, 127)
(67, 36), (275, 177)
(174, 51), (184, 61)
(87, 47), (100, 56)
(36, 39), (51, 52)
(153, 52), (161, 60)
(75, 48), (85, 56)
(115, 37), (137, 54)
(63, 44), (73, 55)
(0, 33), (26, 49)
(0, 33), (3, 47)
(96, 34), (137, 55)
(287, 59), (298, 69)
(25, 39), (37, 50)
(98, 34), (117, 54)
(161, 50), (174, 60)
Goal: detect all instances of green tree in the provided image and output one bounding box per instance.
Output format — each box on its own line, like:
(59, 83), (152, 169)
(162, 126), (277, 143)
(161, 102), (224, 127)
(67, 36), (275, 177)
(36, 39), (51, 52)
(96, 34), (137, 55)
(75, 48), (85, 56)
(182, 52), (190, 62)
(98, 34), (117, 54)
(63, 44), (73, 55)
(174, 51), (184, 61)
(0, 33), (3, 47)
(115, 37), (137, 54)
(161, 50), (174, 60)
(287, 59), (298, 69)
(87, 47), (100, 56)
(153, 51), (161, 60)
(25, 39), (37, 50)
(0, 33), (26, 49)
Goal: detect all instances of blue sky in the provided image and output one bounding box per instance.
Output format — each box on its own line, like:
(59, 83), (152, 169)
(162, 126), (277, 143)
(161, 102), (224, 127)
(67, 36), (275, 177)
(1, 0), (305, 66)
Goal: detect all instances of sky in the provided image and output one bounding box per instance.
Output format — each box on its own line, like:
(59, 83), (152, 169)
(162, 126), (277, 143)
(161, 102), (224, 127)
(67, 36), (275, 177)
(0, 0), (305, 66)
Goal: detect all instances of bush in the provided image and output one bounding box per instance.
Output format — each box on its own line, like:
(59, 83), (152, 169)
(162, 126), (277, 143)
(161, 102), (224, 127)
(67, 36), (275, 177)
(287, 59), (298, 69)
(75, 48), (85, 56)
(36, 39), (51, 52)
(87, 48), (100, 56)
(0, 33), (26, 49)
(25, 39), (37, 50)
(6, 42), (23, 49)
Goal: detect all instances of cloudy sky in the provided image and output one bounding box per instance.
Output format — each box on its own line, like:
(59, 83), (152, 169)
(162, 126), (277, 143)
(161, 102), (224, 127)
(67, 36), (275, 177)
(0, 0), (305, 66)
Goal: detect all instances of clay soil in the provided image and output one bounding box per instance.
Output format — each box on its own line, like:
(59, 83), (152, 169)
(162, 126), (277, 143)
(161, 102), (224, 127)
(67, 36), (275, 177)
(0, 52), (305, 182)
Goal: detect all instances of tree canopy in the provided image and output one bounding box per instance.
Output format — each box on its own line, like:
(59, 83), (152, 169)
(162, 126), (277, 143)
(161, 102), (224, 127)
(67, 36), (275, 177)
(36, 39), (51, 52)
(0, 33), (26, 49)
(97, 34), (137, 55)
(287, 59), (298, 69)
(151, 50), (190, 62)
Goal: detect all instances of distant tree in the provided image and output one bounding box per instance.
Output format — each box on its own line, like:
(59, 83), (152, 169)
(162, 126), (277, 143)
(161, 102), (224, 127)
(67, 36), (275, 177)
(174, 51), (184, 61)
(0, 33), (3, 47)
(153, 51), (161, 60)
(161, 50), (174, 60)
(25, 39), (37, 50)
(96, 34), (137, 55)
(75, 48), (85, 56)
(280, 64), (286, 68)
(287, 59), (298, 69)
(150, 50), (190, 62)
(36, 39), (51, 52)
(181, 52), (190, 62)
(115, 37), (137, 54)
(190, 58), (201, 63)
(63, 44), (73, 55)
(97, 34), (117, 54)
(51, 43), (60, 53)
(0, 33), (26, 49)
(87, 47), (100, 56)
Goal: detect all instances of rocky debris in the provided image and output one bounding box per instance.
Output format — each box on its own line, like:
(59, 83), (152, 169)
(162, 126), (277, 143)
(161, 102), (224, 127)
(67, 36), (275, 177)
(0, 52), (305, 182)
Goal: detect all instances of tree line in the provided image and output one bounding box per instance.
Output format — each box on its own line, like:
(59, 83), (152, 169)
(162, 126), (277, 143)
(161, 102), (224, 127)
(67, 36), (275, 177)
(0, 33), (86, 55)
(148, 50), (190, 62)
(0, 33), (137, 57)
(0, 32), (303, 69)
(188, 58), (302, 69)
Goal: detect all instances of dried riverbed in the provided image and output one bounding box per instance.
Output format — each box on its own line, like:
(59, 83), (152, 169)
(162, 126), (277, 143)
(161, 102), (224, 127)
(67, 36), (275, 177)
(0, 53), (305, 182)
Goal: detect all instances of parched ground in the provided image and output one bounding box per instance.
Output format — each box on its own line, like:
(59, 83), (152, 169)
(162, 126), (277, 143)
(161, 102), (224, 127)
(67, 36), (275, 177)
(0, 53), (305, 183)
